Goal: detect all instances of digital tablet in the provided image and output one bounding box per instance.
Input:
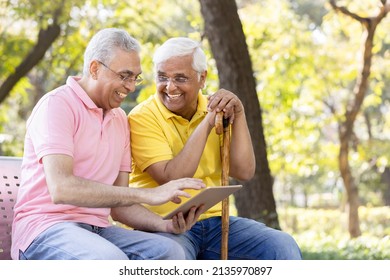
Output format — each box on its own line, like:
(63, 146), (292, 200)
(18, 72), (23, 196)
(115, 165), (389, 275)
(162, 185), (243, 220)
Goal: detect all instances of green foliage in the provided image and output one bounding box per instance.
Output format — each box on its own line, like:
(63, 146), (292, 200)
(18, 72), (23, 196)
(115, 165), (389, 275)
(0, 0), (87, 154)
(0, 77), (30, 156)
(279, 206), (390, 259)
(238, 0), (390, 205)
(1, 0), (390, 218)
(0, 0), (215, 154)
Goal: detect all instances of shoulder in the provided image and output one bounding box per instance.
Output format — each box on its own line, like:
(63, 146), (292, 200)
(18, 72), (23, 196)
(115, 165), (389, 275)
(114, 107), (127, 118)
(28, 85), (75, 120)
(128, 95), (157, 118)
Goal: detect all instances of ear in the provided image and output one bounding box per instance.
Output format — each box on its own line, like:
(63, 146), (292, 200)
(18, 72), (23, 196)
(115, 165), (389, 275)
(200, 70), (207, 88)
(90, 60), (100, 79)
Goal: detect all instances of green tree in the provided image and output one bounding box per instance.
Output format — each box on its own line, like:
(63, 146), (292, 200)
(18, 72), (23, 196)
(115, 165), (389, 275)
(0, 0), (80, 104)
(0, 0), (87, 155)
(2, 1), (389, 231)
(328, 0), (390, 238)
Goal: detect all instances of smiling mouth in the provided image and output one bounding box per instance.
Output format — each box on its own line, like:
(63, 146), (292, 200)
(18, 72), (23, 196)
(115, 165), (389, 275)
(115, 91), (127, 98)
(167, 93), (183, 100)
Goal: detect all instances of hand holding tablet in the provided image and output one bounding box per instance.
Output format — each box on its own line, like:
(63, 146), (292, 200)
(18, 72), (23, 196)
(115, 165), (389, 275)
(163, 185), (242, 220)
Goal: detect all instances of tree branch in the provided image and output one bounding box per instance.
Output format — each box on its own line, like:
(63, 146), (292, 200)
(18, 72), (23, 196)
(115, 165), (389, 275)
(0, 8), (62, 104)
(329, 0), (369, 23)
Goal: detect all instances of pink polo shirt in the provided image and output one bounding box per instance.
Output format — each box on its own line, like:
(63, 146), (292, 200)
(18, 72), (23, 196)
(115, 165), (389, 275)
(11, 76), (131, 259)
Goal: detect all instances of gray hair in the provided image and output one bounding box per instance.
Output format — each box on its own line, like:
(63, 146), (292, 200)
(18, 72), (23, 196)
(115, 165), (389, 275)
(82, 28), (141, 76)
(153, 37), (207, 74)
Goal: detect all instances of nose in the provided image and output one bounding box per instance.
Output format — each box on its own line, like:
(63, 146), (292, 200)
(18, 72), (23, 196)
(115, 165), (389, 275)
(166, 79), (177, 91)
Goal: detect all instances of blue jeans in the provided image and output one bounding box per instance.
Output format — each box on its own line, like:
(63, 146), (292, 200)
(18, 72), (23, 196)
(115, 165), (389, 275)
(19, 222), (185, 260)
(157, 216), (302, 260)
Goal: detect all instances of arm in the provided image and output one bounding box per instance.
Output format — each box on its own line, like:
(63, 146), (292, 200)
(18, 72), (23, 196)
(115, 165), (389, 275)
(43, 154), (205, 207)
(146, 114), (215, 185)
(111, 203), (204, 234)
(141, 90), (255, 184)
(110, 171), (204, 233)
(208, 89), (256, 181)
(229, 110), (256, 180)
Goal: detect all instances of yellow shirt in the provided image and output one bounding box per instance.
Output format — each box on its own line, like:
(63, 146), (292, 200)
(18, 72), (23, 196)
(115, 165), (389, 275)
(128, 93), (223, 220)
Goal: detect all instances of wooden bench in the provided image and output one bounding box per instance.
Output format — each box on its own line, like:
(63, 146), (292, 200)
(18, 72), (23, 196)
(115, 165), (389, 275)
(0, 156), (22, 260)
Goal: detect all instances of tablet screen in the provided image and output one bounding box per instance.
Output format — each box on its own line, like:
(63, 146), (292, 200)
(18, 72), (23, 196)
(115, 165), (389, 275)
(162, 185), (242, 220)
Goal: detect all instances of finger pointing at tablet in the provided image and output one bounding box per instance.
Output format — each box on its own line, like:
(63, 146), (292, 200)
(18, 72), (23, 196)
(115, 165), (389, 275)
(142, 178), (206, 206)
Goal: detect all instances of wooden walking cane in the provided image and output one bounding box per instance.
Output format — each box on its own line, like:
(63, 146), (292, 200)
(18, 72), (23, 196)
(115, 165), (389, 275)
(215, 111), (231, 260)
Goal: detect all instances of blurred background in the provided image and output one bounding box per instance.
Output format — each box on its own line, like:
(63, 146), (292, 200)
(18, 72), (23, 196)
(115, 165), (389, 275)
(1, 0), (389, 259)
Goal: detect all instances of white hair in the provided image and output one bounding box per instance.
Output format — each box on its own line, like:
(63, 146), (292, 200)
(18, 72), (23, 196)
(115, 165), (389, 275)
(82, 28), (141, 76)
(153, 37), (207, 74)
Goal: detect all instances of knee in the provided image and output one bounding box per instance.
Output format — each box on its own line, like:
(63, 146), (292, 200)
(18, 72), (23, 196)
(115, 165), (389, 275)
(157, 239), (186, 260)
(270, 231), (302, 260)
(91, 247), (129, 260)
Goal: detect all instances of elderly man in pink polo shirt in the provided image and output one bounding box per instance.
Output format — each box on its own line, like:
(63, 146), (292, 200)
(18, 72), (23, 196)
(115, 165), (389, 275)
(11, 28), (205, 260)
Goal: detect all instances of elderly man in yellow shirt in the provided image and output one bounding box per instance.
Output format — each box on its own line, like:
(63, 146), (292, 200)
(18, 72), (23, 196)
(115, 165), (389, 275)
(128, 37), (302, 260)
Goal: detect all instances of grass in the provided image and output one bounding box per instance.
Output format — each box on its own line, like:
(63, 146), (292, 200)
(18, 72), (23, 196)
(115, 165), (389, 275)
(277, 206), (390, 259)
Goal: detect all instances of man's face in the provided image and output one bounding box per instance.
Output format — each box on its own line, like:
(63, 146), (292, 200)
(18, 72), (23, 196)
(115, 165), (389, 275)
(155, 54), (206, 120)
(94, 49), (142, 112)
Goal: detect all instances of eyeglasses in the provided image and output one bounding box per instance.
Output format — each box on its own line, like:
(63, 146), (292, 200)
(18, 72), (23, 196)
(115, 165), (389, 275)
(156, 75), (191, 86)
(98, 61), (143, 86)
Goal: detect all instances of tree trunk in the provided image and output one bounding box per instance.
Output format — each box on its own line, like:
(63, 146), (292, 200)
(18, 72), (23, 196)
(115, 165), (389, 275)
(338, 125), (361, 237)
(199, 0), (279, 228)
(381, 167), (390, 206)
(330, 0), (390, 238)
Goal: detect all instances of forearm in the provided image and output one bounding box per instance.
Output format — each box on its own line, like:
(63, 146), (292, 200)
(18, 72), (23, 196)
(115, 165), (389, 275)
(229, 111), (256, 180)
(49, 175), (152, 207)
(43, 155), (155, 207)
(111, 204), (168, 232)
